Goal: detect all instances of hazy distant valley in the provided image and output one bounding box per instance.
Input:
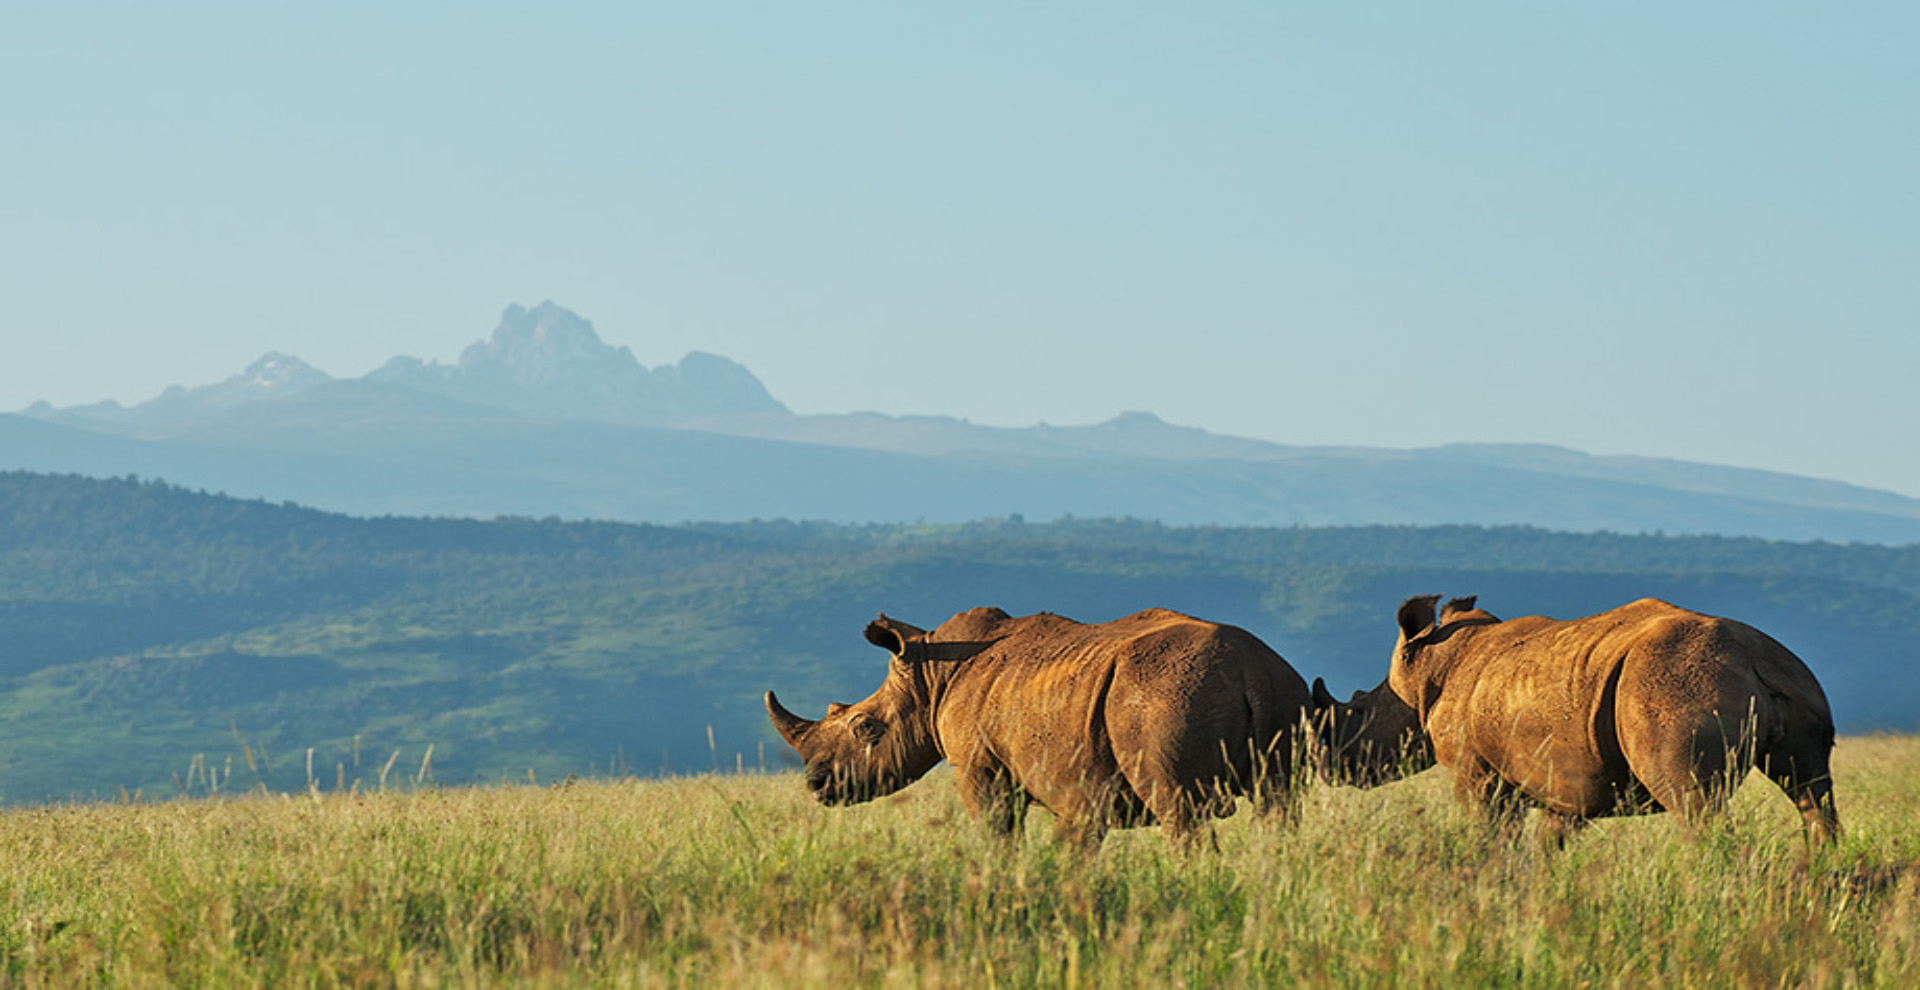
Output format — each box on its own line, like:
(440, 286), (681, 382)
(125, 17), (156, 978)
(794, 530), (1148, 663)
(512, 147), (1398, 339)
(11, 301), (1920, 544)
(1, 471), (1915, 805)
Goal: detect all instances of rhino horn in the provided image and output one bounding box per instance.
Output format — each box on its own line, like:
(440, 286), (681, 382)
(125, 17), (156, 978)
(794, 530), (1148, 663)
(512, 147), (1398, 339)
(765, 691), (815, 746)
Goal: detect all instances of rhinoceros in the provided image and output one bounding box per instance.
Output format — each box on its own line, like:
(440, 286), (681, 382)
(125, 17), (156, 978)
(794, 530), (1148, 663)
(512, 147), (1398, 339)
(765, 606), (1314, 848)
(1380, 594), (1839, 844)
(1309, 675), (1432, 787)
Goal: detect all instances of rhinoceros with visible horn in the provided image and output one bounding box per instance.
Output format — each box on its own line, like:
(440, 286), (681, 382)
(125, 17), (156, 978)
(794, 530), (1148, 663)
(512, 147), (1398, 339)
(765, 606), (1314, 849)
(1378, 594), (1839, 844)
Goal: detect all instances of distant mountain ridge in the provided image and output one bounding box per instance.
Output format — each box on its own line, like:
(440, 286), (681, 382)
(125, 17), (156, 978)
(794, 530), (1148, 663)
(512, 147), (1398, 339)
(12, 301), (1920, 544)
(30, 302), (786, 433)
(366, 301), (787, 425)
(30, 352), (336, 431)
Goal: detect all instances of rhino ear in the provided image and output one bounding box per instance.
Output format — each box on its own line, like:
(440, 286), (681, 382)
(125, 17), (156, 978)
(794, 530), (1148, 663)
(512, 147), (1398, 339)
(864, 614), (929, 656)
(1312, 677), (1336, 709)
(864, 618), (905, 655)
(1397, 595), (1441, 640)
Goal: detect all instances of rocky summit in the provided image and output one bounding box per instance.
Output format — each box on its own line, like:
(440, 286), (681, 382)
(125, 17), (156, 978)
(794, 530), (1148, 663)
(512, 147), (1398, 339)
(366, 301), (788, 425)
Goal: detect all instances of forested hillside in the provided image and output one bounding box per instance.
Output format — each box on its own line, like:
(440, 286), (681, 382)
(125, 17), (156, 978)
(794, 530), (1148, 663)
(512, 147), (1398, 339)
(1, 471), (1915, 804)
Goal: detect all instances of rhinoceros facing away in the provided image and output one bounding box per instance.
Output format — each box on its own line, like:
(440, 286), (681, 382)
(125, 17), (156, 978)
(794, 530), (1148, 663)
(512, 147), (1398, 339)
(1379, 595), (1839, 844)
(766, 607), (1314, 848)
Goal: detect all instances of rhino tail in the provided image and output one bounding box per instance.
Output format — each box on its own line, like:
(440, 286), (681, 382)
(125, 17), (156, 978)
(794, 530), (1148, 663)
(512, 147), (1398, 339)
(1240, 681), (1300, 806)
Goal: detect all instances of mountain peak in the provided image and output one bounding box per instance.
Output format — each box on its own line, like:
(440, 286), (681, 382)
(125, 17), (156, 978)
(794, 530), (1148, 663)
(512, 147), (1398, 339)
(462, 302), (639, 390)
(16, 351), (335, 430)
(238, 353), (330, 391)
(1105, 411), (1171, 430)
(494, 301), (609, 352)
(373, 302), (787, 425)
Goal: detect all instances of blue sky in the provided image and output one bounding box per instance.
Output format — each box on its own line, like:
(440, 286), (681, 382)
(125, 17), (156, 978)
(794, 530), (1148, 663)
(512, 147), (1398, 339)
(6, 4), (1917, 495)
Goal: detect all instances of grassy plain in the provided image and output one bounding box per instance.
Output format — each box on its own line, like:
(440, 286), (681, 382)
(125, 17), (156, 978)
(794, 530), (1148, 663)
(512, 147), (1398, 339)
(1, 736), (1916, 988)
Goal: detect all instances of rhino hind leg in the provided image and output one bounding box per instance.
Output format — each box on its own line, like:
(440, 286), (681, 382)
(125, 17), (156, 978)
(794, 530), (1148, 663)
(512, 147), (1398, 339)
(1103, 723), (1240, 849)
(1230, 730), (1305, 822)
(1107, 751), (1216, 851)
(1784, 775), (1840, 846)
(1135, 790), (1213, 855)
(1759, 735), (1841, 845)
(1616, 713), (1748, 836)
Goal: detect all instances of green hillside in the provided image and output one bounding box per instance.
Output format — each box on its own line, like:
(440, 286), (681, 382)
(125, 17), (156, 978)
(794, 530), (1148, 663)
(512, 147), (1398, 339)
(1, 471), (1915, 804)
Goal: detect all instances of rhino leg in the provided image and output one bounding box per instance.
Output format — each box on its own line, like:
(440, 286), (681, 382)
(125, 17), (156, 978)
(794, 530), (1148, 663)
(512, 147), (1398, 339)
(1535, 810), (1589, 851)
(1227, 733), (1301, 822)
(1747, 694), (1842, 845)
(1110, 747), (1216, 850)
(1107, 716), (1264, 849)
(1014, 772), (1114, 852)
(1628, 746), (1732, 835)
(1053, 813), (1110, 853)
(1759, 741), (1841, 846)
(1784, 776), (1840, 847)
(1455, 757), (1529, 835)
(954, 762), (1029, 840)
(1616, 704), (1766, 837)
(1122, 784), (1215, 855)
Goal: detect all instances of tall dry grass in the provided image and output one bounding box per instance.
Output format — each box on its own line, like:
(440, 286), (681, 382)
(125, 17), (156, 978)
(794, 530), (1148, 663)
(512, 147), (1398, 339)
(0, 735), (1915, 988)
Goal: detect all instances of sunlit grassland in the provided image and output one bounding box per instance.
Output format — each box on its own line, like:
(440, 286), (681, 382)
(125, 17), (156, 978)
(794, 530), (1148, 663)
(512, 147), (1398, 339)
(2, 737), (1916, 988)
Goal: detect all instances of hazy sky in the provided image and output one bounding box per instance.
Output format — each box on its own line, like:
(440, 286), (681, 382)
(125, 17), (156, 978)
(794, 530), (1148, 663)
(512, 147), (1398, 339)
(7, 5), (1917, 495)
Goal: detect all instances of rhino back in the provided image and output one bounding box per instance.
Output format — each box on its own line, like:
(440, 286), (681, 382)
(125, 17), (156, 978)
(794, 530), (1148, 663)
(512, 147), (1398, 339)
(1444, 601), (1718, 722)
(932, 610), (1305, 776)
(1612, 606), (1835, 746)
(936, 610), (1217, 735)
(1442, 601), (1829, 808)
(1433, 615), (1639, 794)
(1108, 620), (1308, 742)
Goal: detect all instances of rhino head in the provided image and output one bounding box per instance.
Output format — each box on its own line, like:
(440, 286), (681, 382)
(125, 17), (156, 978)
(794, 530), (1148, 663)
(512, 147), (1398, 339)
(1389, 593), (1496, 723)
(765, 614), (960, 807)
(1310, 675), (1433, 787)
